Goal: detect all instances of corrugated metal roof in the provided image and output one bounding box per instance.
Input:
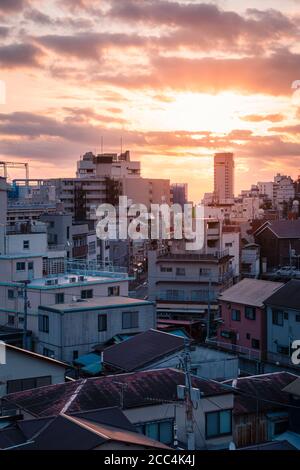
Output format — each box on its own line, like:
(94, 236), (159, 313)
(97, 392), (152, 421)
(219, 278), (284, 307)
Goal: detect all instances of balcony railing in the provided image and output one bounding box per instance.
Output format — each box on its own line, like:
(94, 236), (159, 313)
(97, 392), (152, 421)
(157, 249), (230, 262)
(205, 339), (262, 361)
(157, 291), (218, 303)
(65, 259), (128, 278)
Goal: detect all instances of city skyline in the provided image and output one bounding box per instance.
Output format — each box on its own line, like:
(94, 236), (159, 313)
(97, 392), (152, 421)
(1, 0), (300, 201)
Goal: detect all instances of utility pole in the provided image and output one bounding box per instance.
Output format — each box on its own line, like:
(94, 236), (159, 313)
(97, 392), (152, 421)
(177, 340), (197, 450)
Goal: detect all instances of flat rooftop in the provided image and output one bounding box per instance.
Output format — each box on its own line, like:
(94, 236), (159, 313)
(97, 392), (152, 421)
(39, 296), (153, 313)
(29, 272), (130, 289)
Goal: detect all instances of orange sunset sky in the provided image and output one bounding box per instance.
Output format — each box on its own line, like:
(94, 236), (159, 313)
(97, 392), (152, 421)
(1, 0), (300, 202)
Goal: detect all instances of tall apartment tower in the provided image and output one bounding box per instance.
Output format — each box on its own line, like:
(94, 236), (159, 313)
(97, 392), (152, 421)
(214, 153), (234, 202)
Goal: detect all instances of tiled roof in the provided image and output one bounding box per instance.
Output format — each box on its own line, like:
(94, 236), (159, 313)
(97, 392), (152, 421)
(224, 372), (298, 415)
(219, 278), (283, 307)
(103, 329), (185, 372)
(264, 280), (300, 310)
(255, 220), (300, 238)
(0, 407), (169, 450)
(3, 368), (232, 418)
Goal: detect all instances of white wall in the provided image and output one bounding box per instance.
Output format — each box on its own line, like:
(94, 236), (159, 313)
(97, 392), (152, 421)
(0, 347), (66, 397)
(36, 302), (156, 362)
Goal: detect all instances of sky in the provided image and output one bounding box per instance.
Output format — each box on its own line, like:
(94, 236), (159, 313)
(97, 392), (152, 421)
(1, 0), (300, 202)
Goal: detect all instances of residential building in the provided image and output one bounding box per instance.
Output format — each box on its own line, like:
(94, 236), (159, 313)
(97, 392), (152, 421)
(2, 368), (235, 450)
(217, 279), (283, 360)
(0, 177), (8, 255)
(171, 183), (188, 209)
(214, 153), (234, 202)
(265, 280), (300, 366)
(0, 262), (132, 348)
(254, 220), (300, 270)
(37, 296), (156, 362)
(0, 343), (69, 397)
(241, 243), (260, 278)
(224, 372), (298, 448)
(273, 174), (295, 213)
(148, 246), (234, 335)
(0, 407), (169, 450)
(103, 329), (238, 380)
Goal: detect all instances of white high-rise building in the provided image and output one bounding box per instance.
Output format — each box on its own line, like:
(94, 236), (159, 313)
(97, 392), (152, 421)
(214, 153), (234, 202)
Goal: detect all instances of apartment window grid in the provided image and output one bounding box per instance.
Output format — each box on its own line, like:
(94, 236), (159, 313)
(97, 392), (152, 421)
(231, 309), (241, 322)
(7, 376), (51, 394)
(98, 314), (107, 332)
(39, 314), (49, 333)
(122, 311), (139, 329)
(245, 306), (256, 321)
(205, 410), (232, 439)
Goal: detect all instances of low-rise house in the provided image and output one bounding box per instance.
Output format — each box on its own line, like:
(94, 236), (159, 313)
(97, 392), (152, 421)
(265, 280), (300, 366)
(0, 343), (69, 397)
(254, 220), (300, 270)
(103, 329), (238, 381)
(274, 377), (300, 449)
(37, 297), (156, 363)
(217, 279), (283, 360)
(0, 407), (169, 450)
(2, 368), (235, 450)
(224, 371), (298, 448)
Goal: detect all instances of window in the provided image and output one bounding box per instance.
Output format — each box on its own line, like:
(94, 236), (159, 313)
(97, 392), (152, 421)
(284, 312), (289, 320)
(206, 410), (232, 439)
(199, 268), (211, 276)
(136, 420), (173, 445)
(176, 267), (186, 276)
(16, 262), (26, 271)
(225, 242), (233, 248)
(55, 293), (64, 304)
(98, 314), (107, 332)
(23, 240), (30, 250)
(246, 333), (251, 340)
(160, 266), (173, 273)
(277, 344), (289, 356)
(39, 314), (49, 333)
(122, 311), (139, 329)
(28, 261), (34, 270)
(296, 314), (300, 323)
(8, 315), (15, 325)
(251, 338), (260, 349)
(7, 376), (51, 394)
(245, 306), (256, 320)
(66, 226), (70, 239)
(73, 351), (79, 360)
(272, 309), (284, 326)
(18, 290), (24, 298)
(231, 309), (241, 321)
(8, 289), (15, 299)
(81, 289), (93, 299)
(108, 286), (120, 296)
(43, 347), (55, 358)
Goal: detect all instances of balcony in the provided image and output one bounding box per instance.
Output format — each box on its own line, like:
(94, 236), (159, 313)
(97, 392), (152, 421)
(157, 290), (218, 303)
(206, 339), (262, 361)
(157, 249), (230, 262)
(156, 268), (234, 285)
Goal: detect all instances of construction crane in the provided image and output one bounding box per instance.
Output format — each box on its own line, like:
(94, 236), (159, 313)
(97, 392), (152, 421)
(0, 161), (29, 180)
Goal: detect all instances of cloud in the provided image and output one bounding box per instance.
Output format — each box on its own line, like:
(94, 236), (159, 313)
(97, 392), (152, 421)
(0, 0), (27, 12)
(240, 113), (285, 122)
(0, 43), (43, 68)
(37, 32), (149, 60)
(107, 1), (299, 48)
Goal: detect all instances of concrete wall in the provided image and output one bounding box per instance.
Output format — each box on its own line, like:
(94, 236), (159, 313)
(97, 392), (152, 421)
(0, 347), (66, 397)
(36, 302), (156, 362)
